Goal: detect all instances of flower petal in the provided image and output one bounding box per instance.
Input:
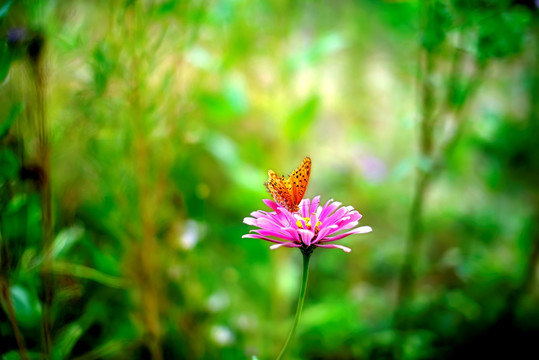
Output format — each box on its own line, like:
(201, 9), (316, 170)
(298, 229), (315, 246)
(310, 195), (321, 215)
(339, 220), (359, 231)
(263, 199), (279, 211)
(320, 226), (373, 242)
(244, 196), (371, 253)
(313, 224), (339, 243)
(251, 229), (296, 241)
(323, 207), (350, 227)
(242, 234), (289, 244)
(348, 211), (362, 222)
(319, 200), (342, 221)
(315, 244), (352, 252)
(270, 243), (302, 250)
(310, 211), (318, 234)
(254, 226), (300, 241)
(300, 198), (311, 217)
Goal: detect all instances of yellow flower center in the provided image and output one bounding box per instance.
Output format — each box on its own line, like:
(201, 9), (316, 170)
(296, 217), (321, 232)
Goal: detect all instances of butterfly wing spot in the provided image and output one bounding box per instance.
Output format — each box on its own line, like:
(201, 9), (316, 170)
(265, 170), (295, 211)
(290, 157), (311, 208)
(265, 157), (311, 213)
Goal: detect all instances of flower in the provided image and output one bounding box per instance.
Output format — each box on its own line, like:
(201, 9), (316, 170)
(243, 196), (372, 253)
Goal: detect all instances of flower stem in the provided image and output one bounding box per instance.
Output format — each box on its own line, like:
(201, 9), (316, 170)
(275, 251), (312, 360)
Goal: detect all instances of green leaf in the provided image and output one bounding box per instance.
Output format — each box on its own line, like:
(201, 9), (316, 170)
(285, 95), (319, 140)
(52, 225), (85, 260)
(10, 285), (42, 328)
(0, 41), (11, 83)
(0, 0), (13, 19)
(68, 340), (128, 360)
(0, 149), (19, 180)
(52, 307), (97, 360)
(0, 103), (23, 139)
(448, 80), (468, 109)
(91, 42), (115, 96)
(2, 351), (42, 360)
(223, 81), (248, 115)
(156, 0), (177, 15)
(477, 8), (531, 61)
(203, 131), (262, 192)
(198, 81), (248, 122)
(53, 323), (85, 359)
(52, 262), (128, 288)
(1, 195), (29, 238)
(1, 194), (42, 251)
(421, 0), (451, 52)
(287, 33), (346, 72)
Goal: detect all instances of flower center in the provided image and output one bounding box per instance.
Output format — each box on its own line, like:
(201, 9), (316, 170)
(296, 216), (321, 233)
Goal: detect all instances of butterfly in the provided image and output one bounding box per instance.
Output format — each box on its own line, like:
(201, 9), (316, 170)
(264, 157), (311, 213)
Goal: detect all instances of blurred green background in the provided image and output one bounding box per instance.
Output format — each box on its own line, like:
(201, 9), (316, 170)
(1, 0), (539, 359)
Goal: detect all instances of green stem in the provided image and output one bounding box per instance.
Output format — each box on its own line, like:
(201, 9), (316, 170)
(275, 251), (312, 360)
(0, 276), (29, 360)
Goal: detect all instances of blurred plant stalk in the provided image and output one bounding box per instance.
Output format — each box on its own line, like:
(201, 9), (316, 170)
(0, 276), (29, 360)
(29, 31), (55, 359)
(395, 0), (486, 324)
(526, 11), (539, 298)
(501, 9), (539, 322)
(125, 3), (163, 359)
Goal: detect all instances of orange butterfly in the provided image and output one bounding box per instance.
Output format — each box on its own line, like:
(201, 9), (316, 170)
(264, 157), (311, 213)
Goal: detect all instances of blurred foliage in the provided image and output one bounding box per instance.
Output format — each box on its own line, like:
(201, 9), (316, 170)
(0, 0), (538, 359)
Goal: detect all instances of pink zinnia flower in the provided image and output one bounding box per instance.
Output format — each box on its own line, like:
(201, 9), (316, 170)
(243, 196), (372, 253)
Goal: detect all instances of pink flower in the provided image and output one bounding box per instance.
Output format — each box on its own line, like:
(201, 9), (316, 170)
(243, 196), (372, 253)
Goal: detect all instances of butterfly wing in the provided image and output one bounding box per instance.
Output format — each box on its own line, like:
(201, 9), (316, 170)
(265, 170), (295, 211)
(265, 157), (311, 213)
(290, 157), (311, 206)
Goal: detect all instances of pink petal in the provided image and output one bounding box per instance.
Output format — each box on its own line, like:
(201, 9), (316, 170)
(242, 234), (289, 244)
(255, 226), (300, 241)
(278, 209), (299, 227)
(298, 229), (315, 246)
(310, 195), (321, 215)
(310, 211), (318, 227)
(322, 208), (349, 229)
(243, 197), (372, 254)
(320, 226), (373, 242)
(263, 199), (279, 210)
(257, 216), (289, 229)
(338, 221), (359, 231)
(319, 201), (342, 222)
(270, 243), (302, 250)
(283, 227), (301, 241)
(251, 229), (296, 241)
(300, 198), (311, 217)
(312, 224), (338, 243)
(315, 244), (352, 252)
(349, 211), (362, 222)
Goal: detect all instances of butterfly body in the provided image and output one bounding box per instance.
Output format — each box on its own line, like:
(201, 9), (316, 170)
(264, 157), (311, 213)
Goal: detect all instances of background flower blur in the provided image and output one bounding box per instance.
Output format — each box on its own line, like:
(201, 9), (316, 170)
(1, 0), (538, 359)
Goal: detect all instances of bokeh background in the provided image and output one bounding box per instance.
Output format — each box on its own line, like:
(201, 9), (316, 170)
(1, 0), (539, 359)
